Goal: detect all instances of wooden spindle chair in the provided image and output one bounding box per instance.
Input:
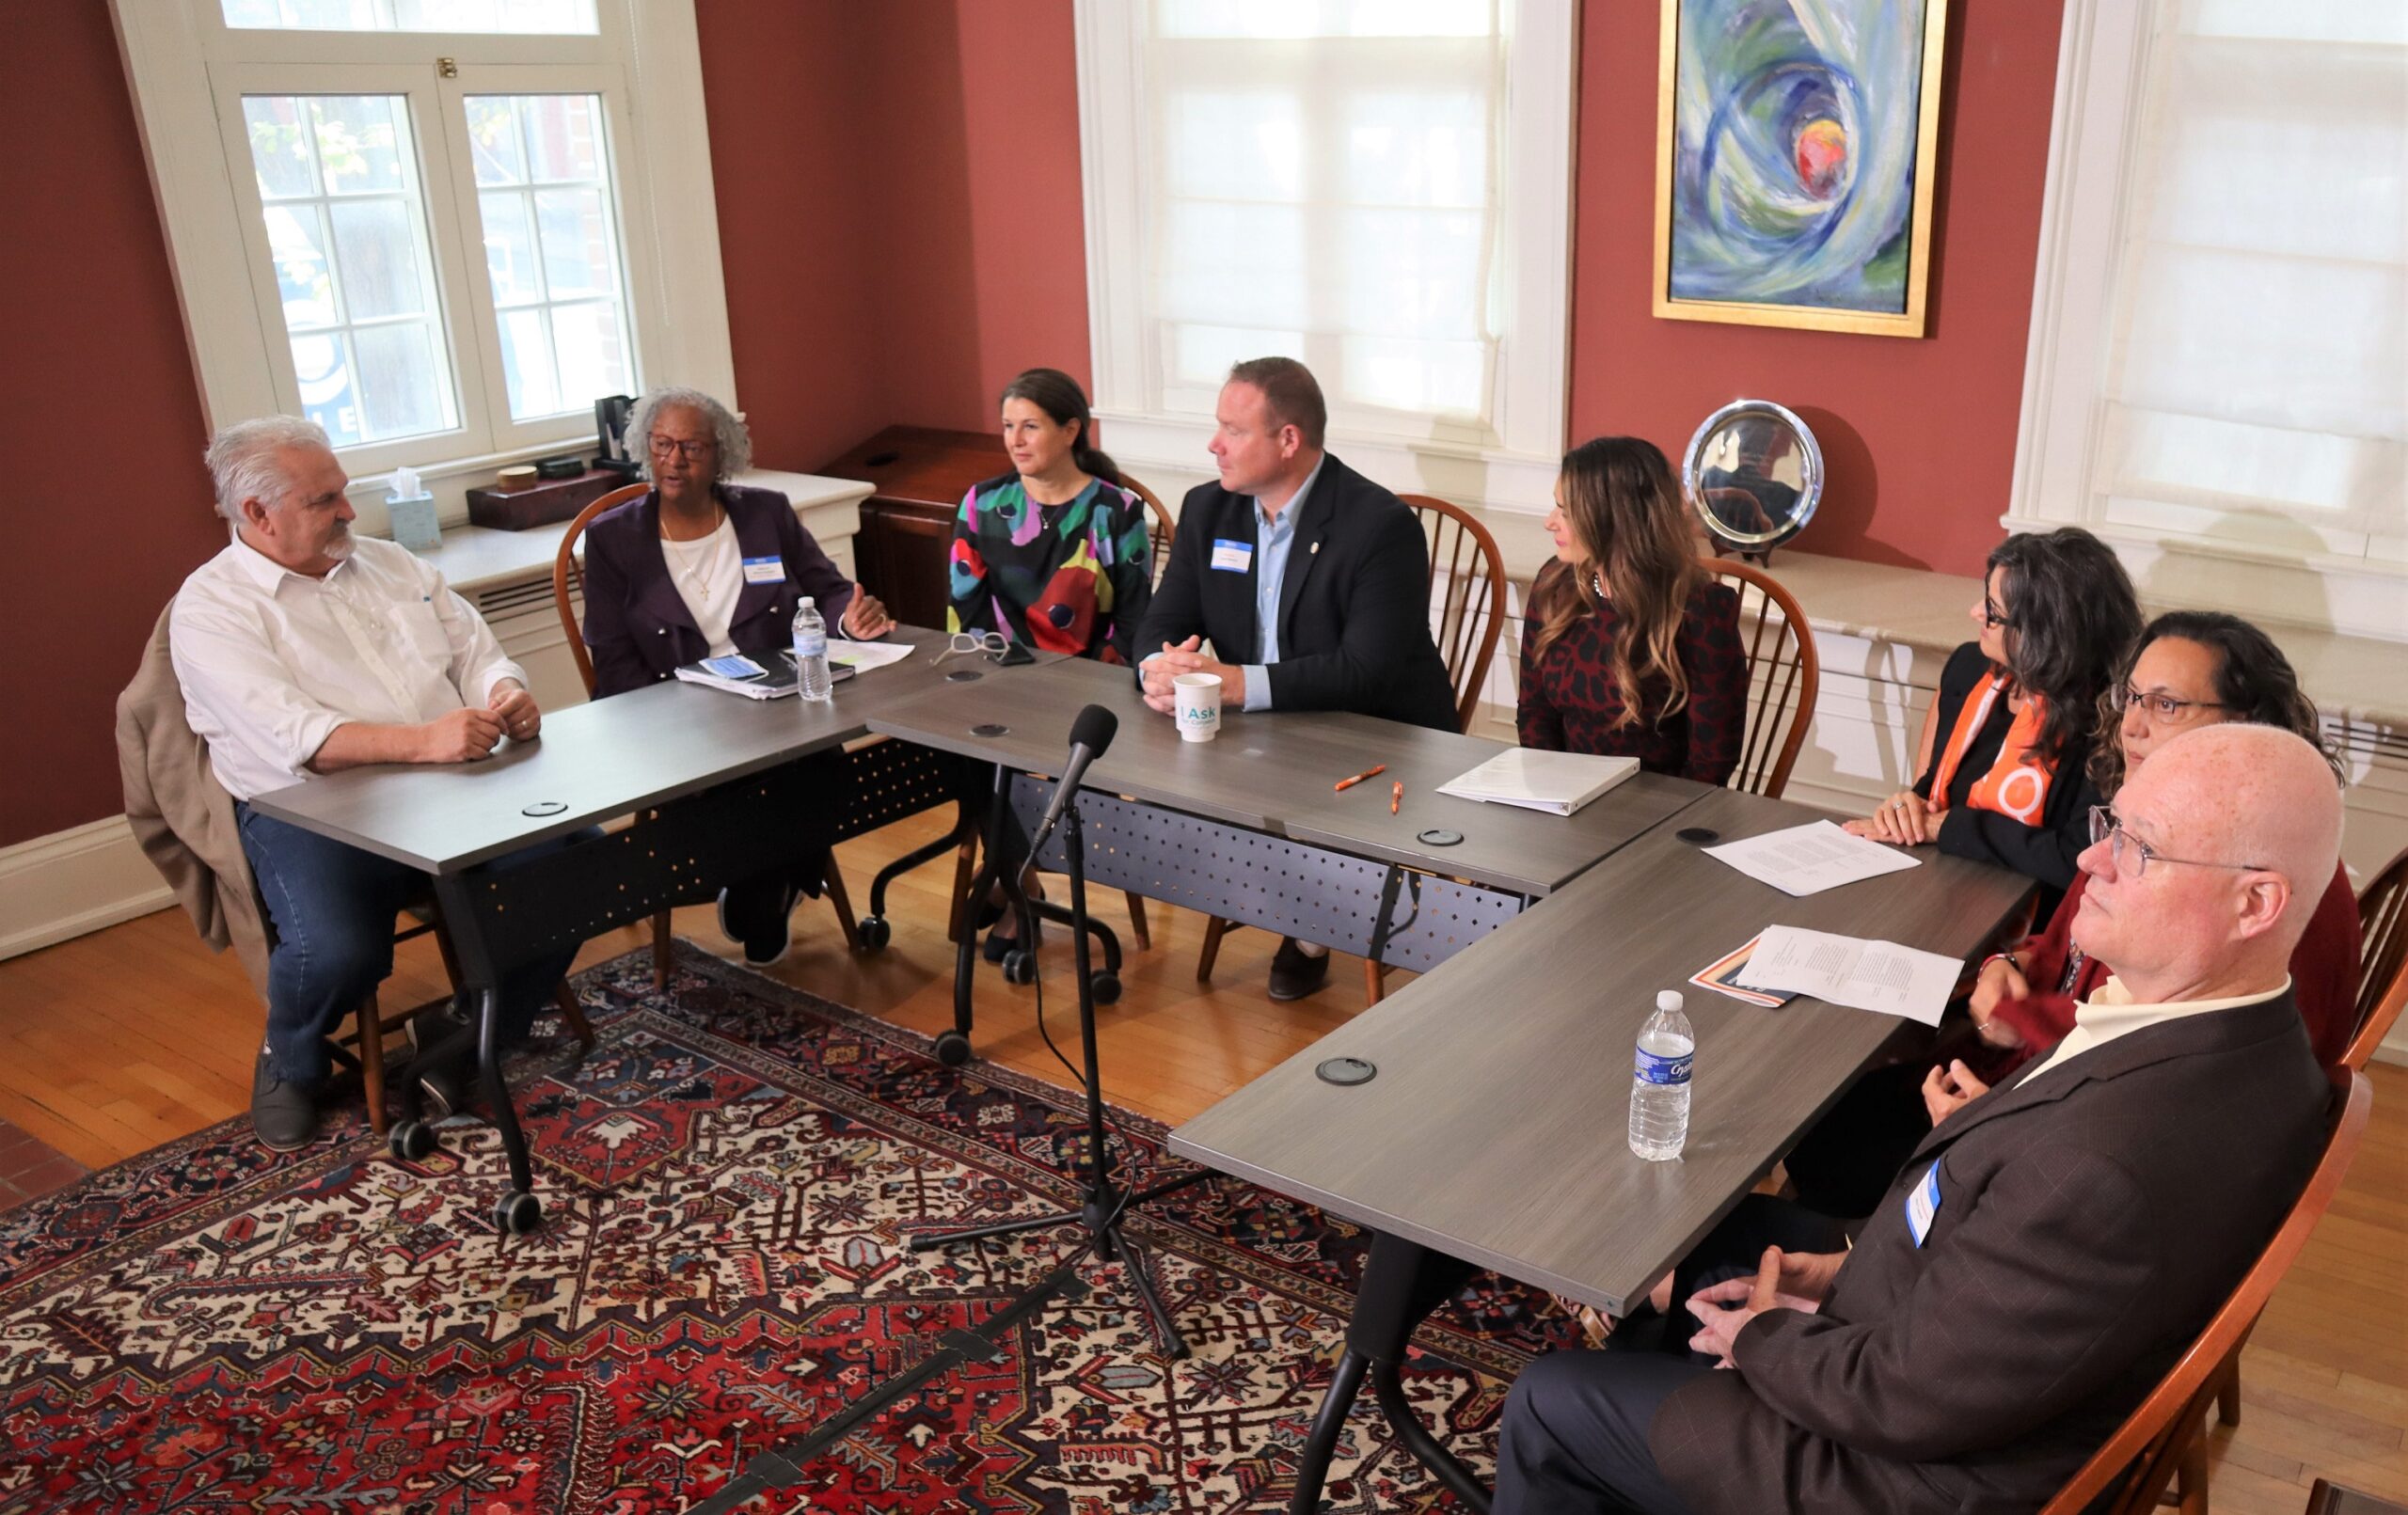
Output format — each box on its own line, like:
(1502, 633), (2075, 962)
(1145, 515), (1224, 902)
(1699, 558), (1820, 801)
(1118, 473), (1179, 589)
(552, 484), (864, 986)
(2036, 1071), (2368, 1515)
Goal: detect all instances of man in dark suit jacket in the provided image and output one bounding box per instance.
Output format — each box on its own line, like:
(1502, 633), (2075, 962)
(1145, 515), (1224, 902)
(1494, 724), (2344, 1514)
(1132, 358), (1458, 999)
(1133, 357), (1457, 734)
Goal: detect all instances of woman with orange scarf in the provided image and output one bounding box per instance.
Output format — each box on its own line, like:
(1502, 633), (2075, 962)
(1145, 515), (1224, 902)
(1845, 528), (2142, 905)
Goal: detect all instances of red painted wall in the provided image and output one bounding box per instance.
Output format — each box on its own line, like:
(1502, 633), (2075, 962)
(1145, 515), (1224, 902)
(1566, 1), (2067, 572)
(7, 0), (2061, 848)
(0, 6), (219, 848)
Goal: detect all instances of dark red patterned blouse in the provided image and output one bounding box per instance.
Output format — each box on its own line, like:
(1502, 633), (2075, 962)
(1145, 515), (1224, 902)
(1516, 562), (1748, 783)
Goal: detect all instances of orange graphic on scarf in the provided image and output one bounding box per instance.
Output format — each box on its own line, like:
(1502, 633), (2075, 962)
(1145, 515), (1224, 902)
(1925, 672), (2054, 825)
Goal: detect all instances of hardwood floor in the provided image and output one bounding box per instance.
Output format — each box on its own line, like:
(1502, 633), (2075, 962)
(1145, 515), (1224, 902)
(0, 808), (2400, 1510)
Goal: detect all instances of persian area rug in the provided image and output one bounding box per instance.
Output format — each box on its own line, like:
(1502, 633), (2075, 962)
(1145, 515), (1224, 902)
(0, 948), (1579, 1513)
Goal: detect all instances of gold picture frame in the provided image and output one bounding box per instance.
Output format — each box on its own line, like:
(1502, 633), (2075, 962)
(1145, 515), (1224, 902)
(1652, 0), (1950, 338)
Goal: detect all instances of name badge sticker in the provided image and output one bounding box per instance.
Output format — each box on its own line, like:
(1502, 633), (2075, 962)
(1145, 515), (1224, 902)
(741, 556), (784, 585)
(1210, 540), (1254, 573)
(1905, 1160), (1943, 1246)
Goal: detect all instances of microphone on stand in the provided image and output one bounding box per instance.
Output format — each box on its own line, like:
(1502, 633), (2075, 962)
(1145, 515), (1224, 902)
(1025, 704), (1118, 860)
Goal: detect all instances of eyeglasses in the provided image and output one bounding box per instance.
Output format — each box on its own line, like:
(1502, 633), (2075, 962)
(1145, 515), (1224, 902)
(1981, 600), (2015, 629)
(2110, 685), (2232, 723)
(2086, 805), (2264, 879)
(647, 435), (715, 460)
(936, 631), (1010, 664)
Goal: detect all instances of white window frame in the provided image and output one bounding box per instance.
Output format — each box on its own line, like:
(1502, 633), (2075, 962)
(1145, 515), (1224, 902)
(1073, 0), (1577, 516)
(2006, 0), (2408, 642)
(111, 0), (735, 528)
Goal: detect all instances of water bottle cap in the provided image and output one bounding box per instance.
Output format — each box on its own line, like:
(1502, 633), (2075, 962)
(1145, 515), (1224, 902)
(798, 596), (815, 608)
(1656, 990), (1685, 1013)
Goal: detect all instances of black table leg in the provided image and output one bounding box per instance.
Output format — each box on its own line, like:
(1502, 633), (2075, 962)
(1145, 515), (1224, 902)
(1288, 1230), (1487, 1514)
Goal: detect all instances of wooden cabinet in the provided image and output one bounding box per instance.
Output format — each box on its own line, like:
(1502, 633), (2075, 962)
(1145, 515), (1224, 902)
(816, 425), (1002, 633)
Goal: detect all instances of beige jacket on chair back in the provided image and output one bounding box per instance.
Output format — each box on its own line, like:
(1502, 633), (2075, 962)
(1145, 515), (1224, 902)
(117, 602), (272, 995)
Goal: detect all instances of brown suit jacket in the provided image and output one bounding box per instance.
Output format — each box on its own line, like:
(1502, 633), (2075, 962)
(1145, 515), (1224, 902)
(116, 602), (272, 996)
(1653, 990), (2327, 1514)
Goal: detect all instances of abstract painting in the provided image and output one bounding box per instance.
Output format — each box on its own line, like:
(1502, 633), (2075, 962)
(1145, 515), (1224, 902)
(1653, 0), (1949, 337)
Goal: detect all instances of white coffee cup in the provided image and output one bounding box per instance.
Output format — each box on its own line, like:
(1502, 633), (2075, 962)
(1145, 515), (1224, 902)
(1173, 672), (1223, 743)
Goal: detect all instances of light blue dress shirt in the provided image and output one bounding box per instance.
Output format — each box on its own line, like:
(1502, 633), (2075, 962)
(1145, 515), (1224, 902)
(1238, 458), (1323, 712)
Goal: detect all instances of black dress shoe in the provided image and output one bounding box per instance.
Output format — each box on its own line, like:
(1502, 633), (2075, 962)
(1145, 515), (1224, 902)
(251, 1049), (320, 1152)
(718, 880), (800, 966)
(983, 917), (1041, 963)
(415, 1049), (474, 1122)
(1267, 938), (1331, 1002)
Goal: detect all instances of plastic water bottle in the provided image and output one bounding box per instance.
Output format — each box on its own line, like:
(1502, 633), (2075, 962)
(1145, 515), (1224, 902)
(792, 597), (832, 702)
(1628, 990), (1695, 1161)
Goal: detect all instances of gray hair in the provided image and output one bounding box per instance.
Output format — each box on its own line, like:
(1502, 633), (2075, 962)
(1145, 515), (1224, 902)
(629, 387), (751, 481)
(204, 415), (332, 522)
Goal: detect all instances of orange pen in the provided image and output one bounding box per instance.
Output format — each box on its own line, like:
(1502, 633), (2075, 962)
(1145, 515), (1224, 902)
(1334, 764), (1387, 792)
(1390, 781), (1402, 815)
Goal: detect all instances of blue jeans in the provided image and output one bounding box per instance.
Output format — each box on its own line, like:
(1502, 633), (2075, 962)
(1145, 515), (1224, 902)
(236, 804), (590, 1083)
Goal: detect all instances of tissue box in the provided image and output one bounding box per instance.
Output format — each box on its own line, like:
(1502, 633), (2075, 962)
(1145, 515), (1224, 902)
(388, 494), (441, 552)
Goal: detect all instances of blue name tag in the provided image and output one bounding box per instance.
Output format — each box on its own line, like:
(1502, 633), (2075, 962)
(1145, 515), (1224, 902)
(1905, 1160), (1942, 1246)
(740, 555), (784, 584)
(1210, 539), (1253, 573)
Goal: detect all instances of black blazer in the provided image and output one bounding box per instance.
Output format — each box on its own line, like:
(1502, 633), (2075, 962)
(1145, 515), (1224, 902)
(1132, 454), (1458, 733)
(1656, 990), (2329, 1514)
(1914, 640), (2099, 897)
(581, 484), (856, 698)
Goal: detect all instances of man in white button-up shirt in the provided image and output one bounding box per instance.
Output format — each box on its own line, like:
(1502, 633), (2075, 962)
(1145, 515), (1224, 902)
(172, 417), (578, 1151)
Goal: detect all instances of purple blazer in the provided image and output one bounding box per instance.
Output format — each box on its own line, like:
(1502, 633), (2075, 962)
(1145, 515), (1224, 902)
(581, 483), (857, 698)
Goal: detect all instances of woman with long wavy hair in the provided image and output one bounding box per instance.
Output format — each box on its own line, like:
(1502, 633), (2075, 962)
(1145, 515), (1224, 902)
(1517, 436), (1746, 782)
(1845, 527), (2142, 905)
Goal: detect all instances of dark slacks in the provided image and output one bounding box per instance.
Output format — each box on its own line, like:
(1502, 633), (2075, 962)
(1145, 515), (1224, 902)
(236, 804), (587, 1083)
(1493, 1196), (1850, 1514)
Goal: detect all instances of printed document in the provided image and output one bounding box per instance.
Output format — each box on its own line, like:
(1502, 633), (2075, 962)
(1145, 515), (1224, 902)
(1703, 820), (1921, 896)
(1734, 924), (1959, 1026)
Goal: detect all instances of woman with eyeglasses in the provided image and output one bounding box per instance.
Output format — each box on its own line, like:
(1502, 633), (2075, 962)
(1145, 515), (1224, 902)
(1843, 528), (2142, 905)
(580, 387), (895, 963)
(1788, 609), (2358, 1218)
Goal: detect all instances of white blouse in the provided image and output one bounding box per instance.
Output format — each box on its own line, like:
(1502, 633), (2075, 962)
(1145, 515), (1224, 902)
(658, 514), (741, 657)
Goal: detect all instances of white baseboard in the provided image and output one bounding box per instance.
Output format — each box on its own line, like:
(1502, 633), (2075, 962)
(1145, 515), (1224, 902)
(0, 814), (174, 961)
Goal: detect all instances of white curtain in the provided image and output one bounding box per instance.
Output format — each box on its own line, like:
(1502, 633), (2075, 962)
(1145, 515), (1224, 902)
(2098, 0), (2406, 560)
(1146, 0), (1508, 434)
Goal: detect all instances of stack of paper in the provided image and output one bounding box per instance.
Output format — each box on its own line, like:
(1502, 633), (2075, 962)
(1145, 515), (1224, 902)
(1735, 924), (1961, 1026)
(1437, 749), (1640, 816)
(829, 640), (916, 673)
(1702, 821), (1920, 896)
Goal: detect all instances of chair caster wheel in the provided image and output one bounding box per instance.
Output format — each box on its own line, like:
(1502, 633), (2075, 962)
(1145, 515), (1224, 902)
(388, 1120), (436, 1160)
(933, 1030), (973, 1067)
(493, 1191), (543, 1234)
(1090, 971), (1121, 1005)
(859, 915), (893, 951)
(1003, 949), (1037, 985)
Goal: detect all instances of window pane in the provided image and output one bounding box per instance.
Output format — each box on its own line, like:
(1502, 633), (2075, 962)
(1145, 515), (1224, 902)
(243, 93), (457, 446)
(307, 96), (406, 194)
(243, 98), (318, 198)
(327, 198), (428, 320)
(465, 93), (637, 419)
(548, 300), (630, 408)
(221, 0), (598, 34)
(498, 305), (562, 418)
(465, 97), (527, 186)
(478, 190), (544, 305)
(354, 322), (447, 437)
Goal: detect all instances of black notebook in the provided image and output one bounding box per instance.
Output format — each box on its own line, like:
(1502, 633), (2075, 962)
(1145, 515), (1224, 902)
(672, 650), (855, 700)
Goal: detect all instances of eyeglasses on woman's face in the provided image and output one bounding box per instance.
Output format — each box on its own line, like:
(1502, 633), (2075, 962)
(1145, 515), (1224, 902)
(647, 435), (715, 461)
(2110, 685), (2233, 724)
(2085, 805), (2263, 880)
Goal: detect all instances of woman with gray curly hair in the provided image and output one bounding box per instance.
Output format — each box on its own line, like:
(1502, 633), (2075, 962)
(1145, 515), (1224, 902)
(578, 386), (895, 962)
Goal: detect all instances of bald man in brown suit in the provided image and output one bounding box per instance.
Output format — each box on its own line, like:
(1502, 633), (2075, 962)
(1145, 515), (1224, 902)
(1494, 724), (2344, 1514)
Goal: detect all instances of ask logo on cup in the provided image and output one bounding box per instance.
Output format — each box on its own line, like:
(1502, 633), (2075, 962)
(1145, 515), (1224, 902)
(1173, 672), (1223, 742)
